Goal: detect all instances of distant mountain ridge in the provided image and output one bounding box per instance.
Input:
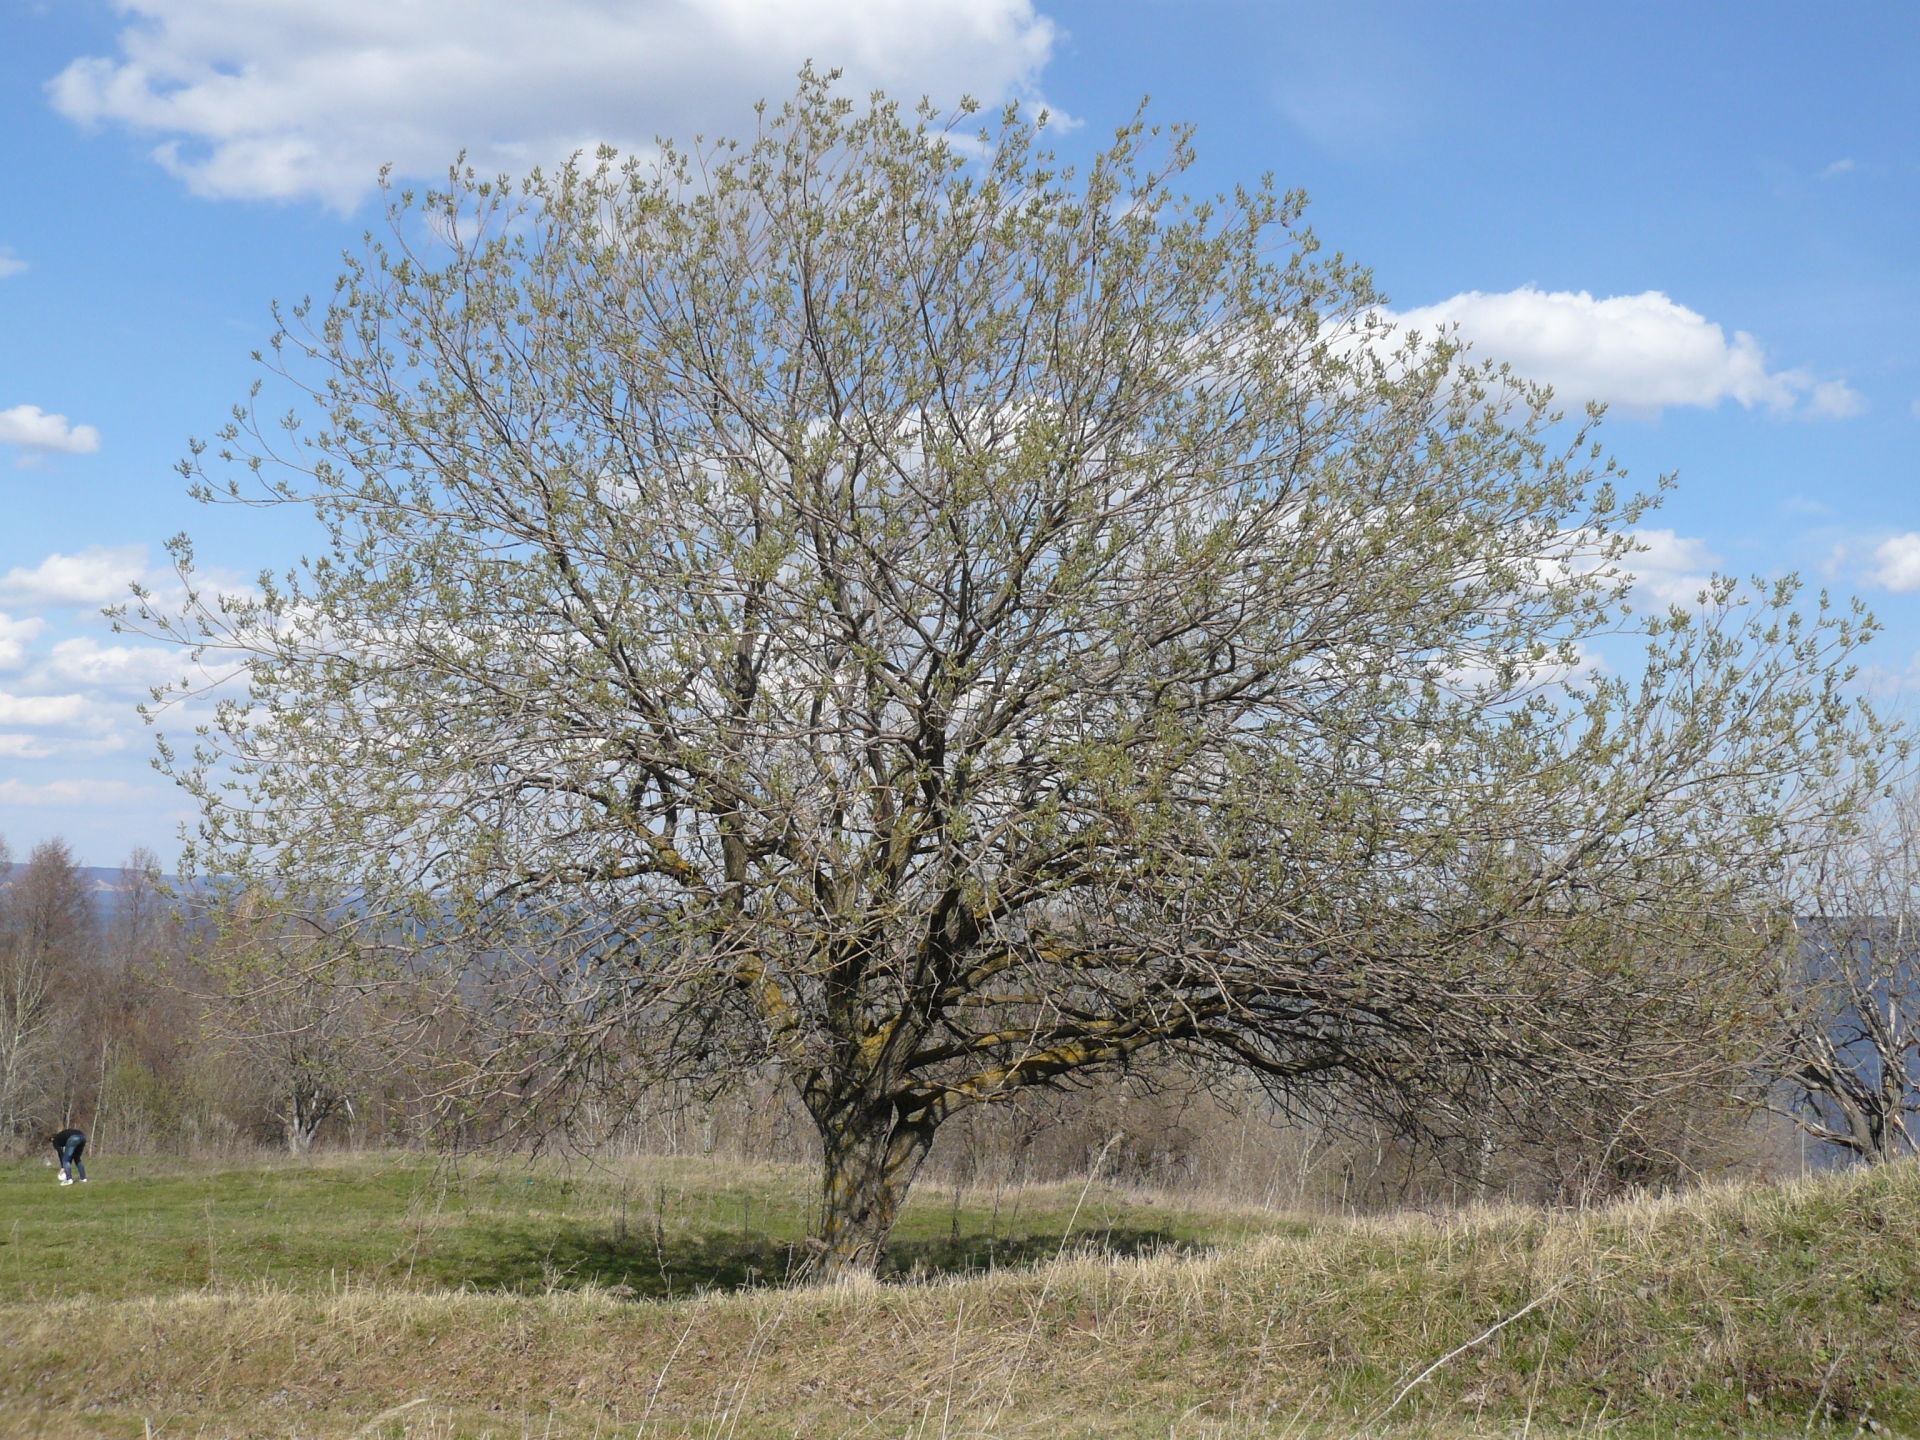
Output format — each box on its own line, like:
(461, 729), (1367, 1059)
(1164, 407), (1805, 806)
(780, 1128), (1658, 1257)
(1, 863), (174, 891)
(0, 864), (187, 920)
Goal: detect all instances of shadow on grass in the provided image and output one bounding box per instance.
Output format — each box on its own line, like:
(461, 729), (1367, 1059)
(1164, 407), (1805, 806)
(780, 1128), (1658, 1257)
(438, 1222), (1192, 1298)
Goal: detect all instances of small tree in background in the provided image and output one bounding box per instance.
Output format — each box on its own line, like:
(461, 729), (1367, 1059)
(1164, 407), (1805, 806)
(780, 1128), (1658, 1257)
(1787, 791), (1920, 1163)
(0, 837), (96, 1137)
(0, 833), (40, 1137)
(106, 847), (173, 974)
(133, 76), (1888, 1275)
(194, 888), (389, 1154)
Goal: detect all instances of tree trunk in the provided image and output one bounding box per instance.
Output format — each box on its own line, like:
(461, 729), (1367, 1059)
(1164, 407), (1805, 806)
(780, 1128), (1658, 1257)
(284, 1088), (333, 1155)
(811, 1105), (938, 1281)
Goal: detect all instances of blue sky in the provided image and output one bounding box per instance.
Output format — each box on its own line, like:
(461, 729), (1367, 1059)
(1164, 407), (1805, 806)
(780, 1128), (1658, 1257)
(1, 0), (1916, 866)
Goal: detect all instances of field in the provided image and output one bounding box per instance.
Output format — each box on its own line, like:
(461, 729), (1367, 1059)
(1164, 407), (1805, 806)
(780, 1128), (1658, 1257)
(2, 1150), (1918, 1438)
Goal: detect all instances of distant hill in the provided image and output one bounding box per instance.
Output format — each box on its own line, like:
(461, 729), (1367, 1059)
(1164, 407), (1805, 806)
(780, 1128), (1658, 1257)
(0, 864), (188, 920)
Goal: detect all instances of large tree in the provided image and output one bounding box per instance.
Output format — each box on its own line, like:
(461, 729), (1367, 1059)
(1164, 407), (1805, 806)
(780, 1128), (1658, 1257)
(135, 77), (1882, 1275)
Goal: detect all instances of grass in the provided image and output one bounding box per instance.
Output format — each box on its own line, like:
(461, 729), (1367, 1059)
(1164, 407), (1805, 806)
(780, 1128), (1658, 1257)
(2, 1149), (1918, 1438)
(0, 1150), (1292, 1302)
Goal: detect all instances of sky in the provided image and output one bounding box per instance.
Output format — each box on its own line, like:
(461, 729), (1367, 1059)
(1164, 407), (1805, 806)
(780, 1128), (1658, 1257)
(1, 0), (1916, 867)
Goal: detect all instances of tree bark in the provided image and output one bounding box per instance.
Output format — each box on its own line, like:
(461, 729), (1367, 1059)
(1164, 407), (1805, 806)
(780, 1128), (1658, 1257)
(283, 1089), (333, 1155)
(811, 1102), (938, 1281)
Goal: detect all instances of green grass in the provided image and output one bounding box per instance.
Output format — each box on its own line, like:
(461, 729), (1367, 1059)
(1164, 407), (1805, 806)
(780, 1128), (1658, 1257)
(3, 1150), (1919, 1438)
(0, 1149), (1299, 1303)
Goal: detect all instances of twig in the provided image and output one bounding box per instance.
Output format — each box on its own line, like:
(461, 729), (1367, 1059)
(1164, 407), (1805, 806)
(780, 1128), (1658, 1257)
(352, 1396), (431, 1437)
(1373, 1283), (1567, 1424)
(981, 1136), (1128, 1434)
(1053, 1133), (1124, 1264)
(1805, 1349), (1843, 1439)
(635, 1312), (700, 1440)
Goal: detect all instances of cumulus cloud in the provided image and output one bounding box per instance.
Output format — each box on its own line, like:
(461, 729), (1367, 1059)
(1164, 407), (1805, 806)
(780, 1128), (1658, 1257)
(1804, 379), (1868, 420)
(0, 546), (154, 608)
(0, 250), (24, 279)
(0, 680), (141, 757)
(42, 637), (187, 691)
(47, 0), (1060, 210)
(1385, 287), (1864, 420)
(1613, 528), (1719, 608)
(0, 404), (102, 456)
(1867, 534), (1920, 593)
(0, 614), (44, 671)
(0, 693), (92, 727)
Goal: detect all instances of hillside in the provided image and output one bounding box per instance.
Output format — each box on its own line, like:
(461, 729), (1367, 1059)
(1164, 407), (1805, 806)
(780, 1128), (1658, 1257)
(1, 1152), (1917, 1437)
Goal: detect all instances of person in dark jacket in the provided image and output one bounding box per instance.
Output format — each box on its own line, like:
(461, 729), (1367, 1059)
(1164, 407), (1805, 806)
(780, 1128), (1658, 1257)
(49, 1128), (86, 1185)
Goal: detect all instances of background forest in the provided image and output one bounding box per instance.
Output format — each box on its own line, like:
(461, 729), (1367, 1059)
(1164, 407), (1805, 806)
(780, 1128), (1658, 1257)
(1, 826), (1898, 1218)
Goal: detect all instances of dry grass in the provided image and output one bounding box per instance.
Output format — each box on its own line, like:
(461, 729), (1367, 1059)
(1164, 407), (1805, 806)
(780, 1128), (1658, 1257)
(2, 1153), (1918, 1437)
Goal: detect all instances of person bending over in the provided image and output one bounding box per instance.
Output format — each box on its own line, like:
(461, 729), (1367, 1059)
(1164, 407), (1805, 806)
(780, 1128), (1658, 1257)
(49, 1128), (86, 1185)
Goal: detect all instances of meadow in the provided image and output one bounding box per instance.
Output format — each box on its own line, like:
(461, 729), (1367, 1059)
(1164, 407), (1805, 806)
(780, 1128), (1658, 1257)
(2, 1150), (1918, 1438)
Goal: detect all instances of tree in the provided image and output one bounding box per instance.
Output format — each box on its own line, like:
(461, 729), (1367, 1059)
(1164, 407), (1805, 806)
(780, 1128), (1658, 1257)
(105, 847), (173, 974)
(88, 848), (201, 1152)
(1785, 791), (1920, 1163)
(135, 77), (1883, 1275)
(194, 887), (386, 1154)
(0, 837), (96, 1136)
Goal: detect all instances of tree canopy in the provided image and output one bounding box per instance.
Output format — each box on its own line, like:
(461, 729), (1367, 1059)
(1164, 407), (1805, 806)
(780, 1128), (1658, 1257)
(136, 75), (1886, 1274)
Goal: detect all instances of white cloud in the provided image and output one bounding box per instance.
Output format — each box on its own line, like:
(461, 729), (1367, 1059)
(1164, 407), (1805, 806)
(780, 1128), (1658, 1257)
(0, 778), (154, 808)
(42, 637), (186, 691)
(1782, 494), (1834, 519)
(1385, 287), (1864, 420)
(0, 682), (139, 755)
(0, 614), (44, 671)
(1867, 534), (1920, 593)
(0, 250), (24, 279)
(1821, 158), (1856, 179)
(1858, 646), (1920, 699)
(1620, 528), (1719, 608)
(1539, 526), (1719, 615)
(0, 735), (56, 759)
(0, 693), (92, 727)
(1805, 379), (1868, 420)
(47, 0), (1060, 210)
(0, 546), (153, 608)
(0, 404), (102, 456)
